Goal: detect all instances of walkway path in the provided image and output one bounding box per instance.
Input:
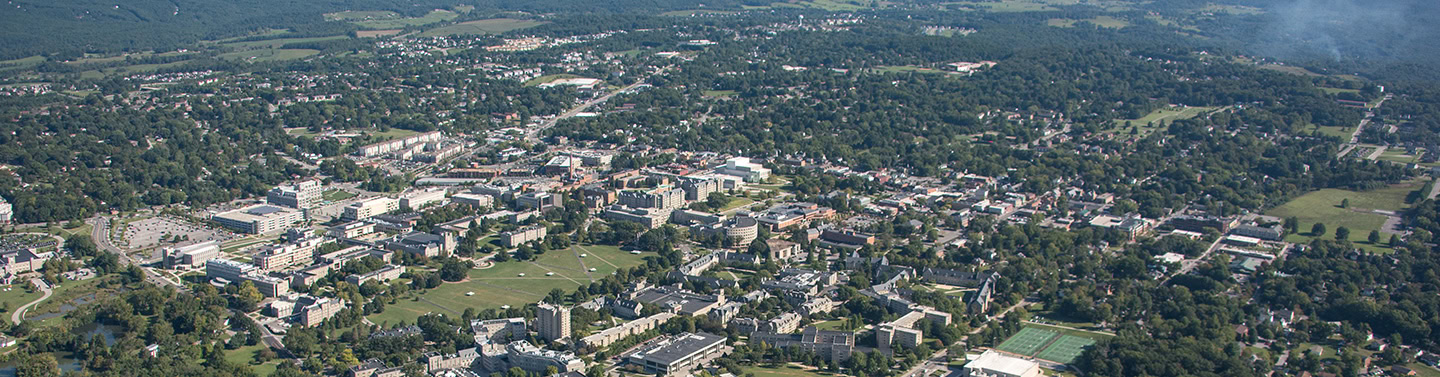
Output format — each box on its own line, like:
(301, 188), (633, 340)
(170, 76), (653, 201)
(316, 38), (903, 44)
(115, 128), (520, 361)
(12, 280), (53, 324)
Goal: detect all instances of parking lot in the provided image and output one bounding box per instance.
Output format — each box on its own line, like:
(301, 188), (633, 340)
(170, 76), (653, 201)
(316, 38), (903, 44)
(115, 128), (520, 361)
(120, 216), (234, 250)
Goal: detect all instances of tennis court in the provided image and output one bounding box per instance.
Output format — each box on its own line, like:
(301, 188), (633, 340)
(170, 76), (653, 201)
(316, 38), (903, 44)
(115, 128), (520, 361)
(1034, 334), (1096, 364)
(995, 327), (1098, 365)
(996, 327), (1059, 356)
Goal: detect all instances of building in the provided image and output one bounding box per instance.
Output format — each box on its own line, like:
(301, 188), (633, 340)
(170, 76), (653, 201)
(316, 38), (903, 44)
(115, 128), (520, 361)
(543, 156), (576, 175)
(355, 131), (442, 157)
(761, 313), (801, 334)
(517, 191), (563, 212)
(0, 198), (11, 223)
(715, 157), (771, 183)
(1168, 214), (1236, 233)
(627, 285), (725, 316)
(603, 205), (671, 228)
(382, 232), (456, 258)
(619, 187), (686, 210)
(962, 350), (1042, 377)
(344, 197), (399, 221)
(162, 241), (220, 269)
(818, 229), (876, 250)
(350, 359), (404, 377)
(213, 205), (304, 234)
(297, 297), (345, 327)
(254, 236), (326, 271)
(627, 332), (728, 376)
(799, 297), (838, 316)
(206, 258), (258, 282)
(1231, 224), (1284, 241)
(401, 189), (448, 211)
(766, 239), (800, 261)
(480, 341), (586, 374)
(329, 221), (377, 239)
(267, 179), (323, 209)
(0, 249), (50, 276)
(708, 302), (744, 323)
(536, 303), (571, 341)
(753, 202), (835, 230)
(472, 318), (527, 345)
(1089, 214), (1152, 240)
(690, 216), (759, 246)
(425, 348), (479, 372)
(749, 326), (854, 361)
(451, 193), (495, 208)
(580, 312), (676, 349)
(876, 308), (952, 351)
(346, 264), (405, 285)
(680, 178), (721, 201)
(500, 226), (548, 248)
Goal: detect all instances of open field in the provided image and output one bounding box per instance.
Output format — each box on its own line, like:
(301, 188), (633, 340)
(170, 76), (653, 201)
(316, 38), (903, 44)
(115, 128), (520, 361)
(221, 36), (349, 50)
(325, 10), (400, 21)
(1199, 3), (1265, 15)
(1048, 16), (1130, 28)
(873, 65), (951, 74)
(1121, 106), (1219, 126)
(1311, 125), (1354, 143)
(1260, 64), (1324, 77)
(24, 276), (124, 322)
(323, 189), (357, 201)
(357, 29), (404, 38)
(0, 285), (43, 312)
(703, 90), (738, 97)
(743, 365), (836, 377)
(368, 128), (423, 140)
(369, 244), (647, 325)
(217, 49), (319, 63)
(415, 18), (547, 38)
(1266, 182), (1422, 248)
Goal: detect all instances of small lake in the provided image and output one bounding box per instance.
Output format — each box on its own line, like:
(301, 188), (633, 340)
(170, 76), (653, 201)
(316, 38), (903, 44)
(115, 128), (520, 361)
(0, 322), (120, 376)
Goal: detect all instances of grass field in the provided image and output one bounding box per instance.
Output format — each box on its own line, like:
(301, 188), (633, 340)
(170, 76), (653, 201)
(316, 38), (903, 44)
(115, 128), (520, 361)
(25, 276), (123, 321)
(1047, 16), (1130, 28)
(811, 319), (858, 332)
(415, 18), (547, 38)
(368, 128), (422, 140)
(703, 90), (738, 97)
(1312, 125), (1354, 143)
(873, 65), (950, 74)
(225, 344), (281, 376)
(368, 244), (647, 326)
(1110, 106), (1219, 138)
(1260, 64), (1324, 77)
(743, 365), (835, 377)
(323, 189), (357, 201)
(0, 285), (43, 313)
(217, 49), (319, 63)
(1266, 182), (1422, 248)
(995, 326), (1098, 364)
(357, 29), (404, 38)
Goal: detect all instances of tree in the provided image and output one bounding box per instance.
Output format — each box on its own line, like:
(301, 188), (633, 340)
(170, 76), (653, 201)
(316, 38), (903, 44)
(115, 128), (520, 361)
(1311, 223), (1327, 236)
(1284, 217), (1299, 233)
(1368, 230), (1381, 244)
(18, 353), (59, 377)
(1340, 198), (1350, 208)
(440, 259), (472, 282)
(1389, 234), (1401, 247)
(546, 288), (566, 304)
(1335, 226), (1350, 241)
(748, 238), (771, 257)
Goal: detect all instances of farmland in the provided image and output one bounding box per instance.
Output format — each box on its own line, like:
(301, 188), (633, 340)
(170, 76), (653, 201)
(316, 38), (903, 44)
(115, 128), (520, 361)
(415, 18), (547, 38)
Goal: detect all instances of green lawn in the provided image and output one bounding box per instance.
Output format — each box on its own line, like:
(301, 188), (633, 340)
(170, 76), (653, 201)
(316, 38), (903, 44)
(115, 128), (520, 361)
(1266, 182), (1421, 248)
(742, 365), (836, 377)
(415, 18), (547, 38)
(811, 319), (858, 332)
(0, 285), (43, 313)
(369, 244), (647, 325)
(703, 90), (738, 97)
(1408, 364), (1440, 377)
(368, 128), (422, 140)
(1022, 322), (1113, 340)
(24, 276), (124, 322)
(719, 198), (757, 212)
(1312, 125), (1355, 143)
(323, 189), (357, 201)
(221, 36), (348, 50)
(225, 344), (281, 376)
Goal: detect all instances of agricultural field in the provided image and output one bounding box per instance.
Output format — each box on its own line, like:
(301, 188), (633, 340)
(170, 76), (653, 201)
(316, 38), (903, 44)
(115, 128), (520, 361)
(1047, 16), (1131, 28)
(415, 18), (547, 38)
(217, 49), (319, 63)
(368, 244), (648, 326)
(347, 9), (459, 29)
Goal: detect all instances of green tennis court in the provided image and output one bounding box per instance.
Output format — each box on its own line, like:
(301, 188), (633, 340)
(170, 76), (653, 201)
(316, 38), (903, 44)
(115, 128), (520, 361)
(996, 327), (1060, 356)
(1034, 334), (1096, 364)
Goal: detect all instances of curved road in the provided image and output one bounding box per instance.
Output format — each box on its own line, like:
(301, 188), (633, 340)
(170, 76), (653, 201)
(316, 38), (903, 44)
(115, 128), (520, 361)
(11, 283), (52, 324)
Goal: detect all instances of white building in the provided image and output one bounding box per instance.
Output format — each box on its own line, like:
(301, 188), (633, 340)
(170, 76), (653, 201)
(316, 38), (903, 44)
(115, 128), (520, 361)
(715, 157), (771, 183)
(344, 197), (399, 221)
(962, 350), (1041, 377)
(401, 189), (447, 211)
(267, 179), (323, 209)
(0, 198), (12, 223)
(213, 205), (304, 234)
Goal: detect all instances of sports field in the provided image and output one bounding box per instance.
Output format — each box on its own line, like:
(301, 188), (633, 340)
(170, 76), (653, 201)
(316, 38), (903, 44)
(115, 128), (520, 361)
(368, 244), (647, 325)
(995, 327), (1098, 364)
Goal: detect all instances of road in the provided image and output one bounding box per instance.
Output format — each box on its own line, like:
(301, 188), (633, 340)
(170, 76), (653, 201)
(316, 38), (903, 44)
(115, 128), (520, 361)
(1161, 235), (1225, 285)
(87, 217), (186, 290)
(11, 279), (52, 324)
(899, 349), (951, 377)
(524, 66), (671, 142)
(1336, 94), (1390, 158)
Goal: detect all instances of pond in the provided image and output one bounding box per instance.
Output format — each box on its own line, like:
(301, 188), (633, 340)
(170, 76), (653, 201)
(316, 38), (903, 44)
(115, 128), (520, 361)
(0, 322), (120, 376)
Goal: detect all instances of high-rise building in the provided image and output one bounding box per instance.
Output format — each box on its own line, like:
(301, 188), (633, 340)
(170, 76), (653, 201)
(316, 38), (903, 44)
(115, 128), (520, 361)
(343, 197), (399, 221)
(267, 179), (323, 209)
(536, 303), (571, 341)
